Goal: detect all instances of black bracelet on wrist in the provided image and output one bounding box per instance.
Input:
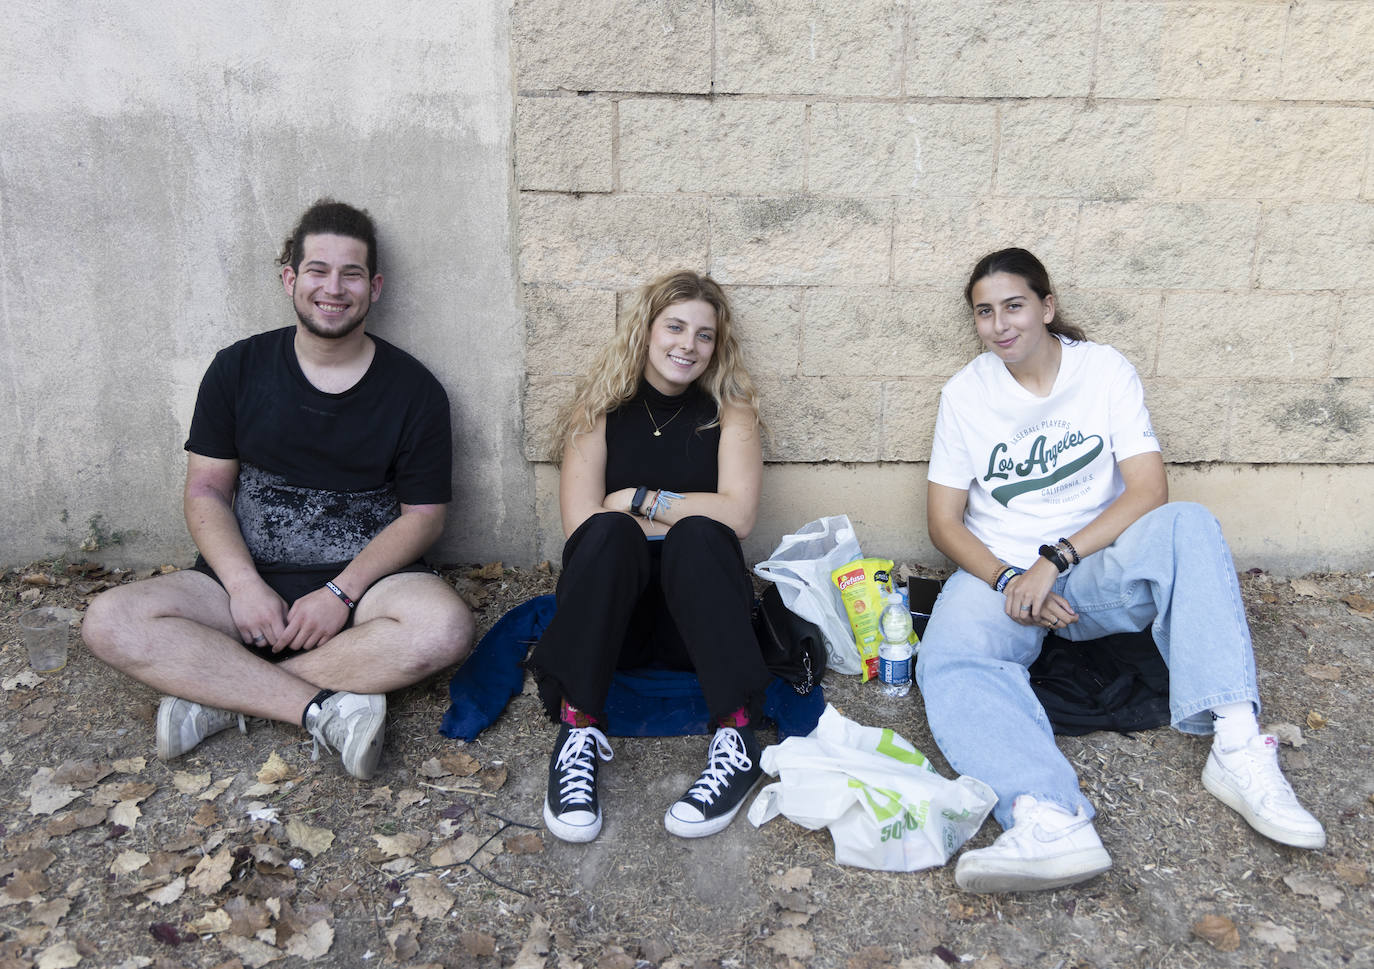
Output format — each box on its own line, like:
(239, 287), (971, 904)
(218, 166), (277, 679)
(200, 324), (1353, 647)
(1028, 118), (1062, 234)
(1057, 537), (1080, 565)
(1038, 544), (1071, 574)
(325, 580), (356, 610)
(630, 485), (649, 517)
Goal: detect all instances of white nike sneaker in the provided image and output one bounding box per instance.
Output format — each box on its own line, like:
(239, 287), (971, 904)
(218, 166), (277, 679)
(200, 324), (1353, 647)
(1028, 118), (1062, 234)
(1203, 734), (1325, 849)
(955, 795), (1112, 893)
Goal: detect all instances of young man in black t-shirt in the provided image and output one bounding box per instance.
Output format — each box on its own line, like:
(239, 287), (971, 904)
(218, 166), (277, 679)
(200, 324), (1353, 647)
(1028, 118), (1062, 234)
(83, 200), (474, 779)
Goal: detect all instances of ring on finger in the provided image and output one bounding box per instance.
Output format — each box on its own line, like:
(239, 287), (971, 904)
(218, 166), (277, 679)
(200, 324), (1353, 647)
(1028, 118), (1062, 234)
(1019, 605), (1031, 612)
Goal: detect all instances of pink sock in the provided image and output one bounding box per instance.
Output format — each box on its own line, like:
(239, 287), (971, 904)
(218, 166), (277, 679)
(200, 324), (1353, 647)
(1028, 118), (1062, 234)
(559, 699), (599, 728)
(717, 706), (750, 729)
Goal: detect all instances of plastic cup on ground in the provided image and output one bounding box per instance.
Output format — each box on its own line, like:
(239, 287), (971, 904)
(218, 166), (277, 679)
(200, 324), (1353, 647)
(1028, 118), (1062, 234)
(19, 607), (69, 673)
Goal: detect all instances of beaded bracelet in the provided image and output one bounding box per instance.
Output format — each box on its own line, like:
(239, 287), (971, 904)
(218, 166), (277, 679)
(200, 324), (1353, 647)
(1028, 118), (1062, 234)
(325, 580), (356, 610)
(1057, 536), (1080, 565)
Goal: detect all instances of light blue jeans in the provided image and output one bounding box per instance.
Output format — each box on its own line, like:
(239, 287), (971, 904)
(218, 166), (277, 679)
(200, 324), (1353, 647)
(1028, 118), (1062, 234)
(915, 502), (1259, 829)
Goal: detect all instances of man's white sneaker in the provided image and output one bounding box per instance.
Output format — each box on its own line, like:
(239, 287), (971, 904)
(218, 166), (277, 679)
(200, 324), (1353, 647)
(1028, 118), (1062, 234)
(1202, 734), (1325, 849)
(156, 696), (246, 760)
(955, 795), (1112, 893)
(305, 692), (387, 780)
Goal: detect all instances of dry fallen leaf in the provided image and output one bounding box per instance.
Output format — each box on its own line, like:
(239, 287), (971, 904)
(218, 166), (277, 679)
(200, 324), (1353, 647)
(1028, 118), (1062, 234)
(1283, 872), (1344, 910)
(30, 898), (70, 929)
(26, 768), (82, 816)
(505, 833), (544, 855)
(467, 561), (504, 581)
(256, 752), (293, 784)
(510, 916), (550, 969)
(768, 867), (813, 891)
(373, 832), (430, 859)
(479, 765), (508, 792)
(110, 850), (151, 876)
(193, 802), (221, 827)
(441, 753), (482, 776)
(34, 941), (81, 969)
(407, 874), (455, 920)
(188, 848), (234, 895)
(1339, 592), (1374, 618)
(51, 759), (110, 788)
(107, 800), (143, 829)
(3, 671), (44, 690)
(1192, 914), (1239, 951)
(361, 785), (393, 808)
(387, 920), (420, 962)
(460, 932), (497, 957)
(199, 777), (233, 801)
(187, 908), (233, 934)
(111, 756), (146, 774)
(1301, 664), (1342, 682)
(1289, 578), (1323, 598)
(283, 918), (333, 959)
(1306, 711), (1329, 730)
(219, 934), (284, 968)
(3, 870), (50, 901)
(430, 832), (483, 867)
(1249, 920), (1298, 953)
(285, 818), (335, 857)
(144, 876), (186, 906)
(417, 758), (451, 779)
(1331, 861), (1368, 886)
(1267, 722), (1307, 748)
(762, 927), (816, 959)
(172, 771), (211, 795)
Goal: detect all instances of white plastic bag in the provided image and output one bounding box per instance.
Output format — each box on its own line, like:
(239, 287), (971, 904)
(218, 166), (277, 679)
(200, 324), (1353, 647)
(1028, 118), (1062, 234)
(747, 705), (996, 872)
(753, 515), (863, 675)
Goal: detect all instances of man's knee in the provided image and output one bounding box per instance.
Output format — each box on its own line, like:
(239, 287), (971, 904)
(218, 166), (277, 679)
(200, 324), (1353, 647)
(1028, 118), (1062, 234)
(362, 576), (475, 675)
(80, 585), (126, 658)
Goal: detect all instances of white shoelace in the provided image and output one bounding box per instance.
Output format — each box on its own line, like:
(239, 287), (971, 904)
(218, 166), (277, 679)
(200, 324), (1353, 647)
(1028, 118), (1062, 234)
(684, 729), (752, 806)
(555, 727), (612, 807)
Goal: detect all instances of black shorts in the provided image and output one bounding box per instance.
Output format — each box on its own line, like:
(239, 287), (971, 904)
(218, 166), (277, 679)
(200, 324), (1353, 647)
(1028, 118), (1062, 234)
(191, 557), (437, 662)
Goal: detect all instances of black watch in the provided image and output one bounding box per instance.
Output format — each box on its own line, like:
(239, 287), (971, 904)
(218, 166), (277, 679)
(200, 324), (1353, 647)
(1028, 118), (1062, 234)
(630, 486), (649, 517)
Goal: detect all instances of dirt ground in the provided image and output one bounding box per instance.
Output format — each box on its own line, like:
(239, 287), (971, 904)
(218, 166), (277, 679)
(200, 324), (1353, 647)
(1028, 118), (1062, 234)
(0, 558), (1370, 969)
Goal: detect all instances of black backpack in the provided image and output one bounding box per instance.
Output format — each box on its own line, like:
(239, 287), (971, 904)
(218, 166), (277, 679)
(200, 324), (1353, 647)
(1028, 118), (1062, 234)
(1029, 627), (1171, 736)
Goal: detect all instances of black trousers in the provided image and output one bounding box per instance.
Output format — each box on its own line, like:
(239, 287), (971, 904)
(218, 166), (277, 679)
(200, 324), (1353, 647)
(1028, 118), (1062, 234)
(530, 512), (772, 724)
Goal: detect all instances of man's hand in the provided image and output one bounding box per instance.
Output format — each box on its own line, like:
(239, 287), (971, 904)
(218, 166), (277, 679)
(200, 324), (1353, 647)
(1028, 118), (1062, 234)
(278, 588), (352, 652)
(1003, 559), (1079, 630)
(227, 579), (290, 649)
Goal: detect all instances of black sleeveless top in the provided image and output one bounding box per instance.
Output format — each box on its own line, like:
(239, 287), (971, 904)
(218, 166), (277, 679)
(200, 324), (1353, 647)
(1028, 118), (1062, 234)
(604, 381), (721, 494)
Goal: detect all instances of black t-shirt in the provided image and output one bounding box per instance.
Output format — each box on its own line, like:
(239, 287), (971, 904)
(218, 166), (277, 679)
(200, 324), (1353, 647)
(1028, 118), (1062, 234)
(185, 327), (451, 568)
(604, 381), (720, 495)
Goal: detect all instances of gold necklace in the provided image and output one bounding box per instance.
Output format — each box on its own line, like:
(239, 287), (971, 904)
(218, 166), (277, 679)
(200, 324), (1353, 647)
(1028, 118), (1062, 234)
(644, 399), (685, 437)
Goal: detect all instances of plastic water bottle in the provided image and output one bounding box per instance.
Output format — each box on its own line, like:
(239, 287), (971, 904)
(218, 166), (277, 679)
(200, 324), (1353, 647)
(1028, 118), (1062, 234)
(877, 592), (914, 697)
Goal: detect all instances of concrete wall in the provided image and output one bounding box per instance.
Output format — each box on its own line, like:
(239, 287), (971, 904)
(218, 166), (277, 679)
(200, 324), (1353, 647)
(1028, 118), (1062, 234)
(0, 0), (532, 567)
(2, 2), (1371, 576)
(515, 0), (1374, 574)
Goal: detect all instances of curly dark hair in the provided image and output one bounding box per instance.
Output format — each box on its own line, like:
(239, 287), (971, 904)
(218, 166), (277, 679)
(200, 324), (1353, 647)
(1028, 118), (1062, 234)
(277, 199), (379, 277)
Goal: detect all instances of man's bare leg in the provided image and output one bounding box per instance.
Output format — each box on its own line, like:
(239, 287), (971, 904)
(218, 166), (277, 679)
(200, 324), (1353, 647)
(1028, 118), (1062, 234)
(276, 571), (475, 693)
(83, 570), (473, 773)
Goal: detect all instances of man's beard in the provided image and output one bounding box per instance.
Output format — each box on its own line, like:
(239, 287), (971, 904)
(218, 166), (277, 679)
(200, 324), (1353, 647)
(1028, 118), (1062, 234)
(295, 303), (370, 340)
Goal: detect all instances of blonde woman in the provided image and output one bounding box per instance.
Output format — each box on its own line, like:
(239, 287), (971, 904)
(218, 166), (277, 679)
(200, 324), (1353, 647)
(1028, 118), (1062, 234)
(530, 270), (771, 843)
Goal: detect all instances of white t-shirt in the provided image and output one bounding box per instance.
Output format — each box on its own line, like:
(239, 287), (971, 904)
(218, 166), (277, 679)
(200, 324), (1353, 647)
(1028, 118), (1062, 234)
(928, 339), (1160, 568)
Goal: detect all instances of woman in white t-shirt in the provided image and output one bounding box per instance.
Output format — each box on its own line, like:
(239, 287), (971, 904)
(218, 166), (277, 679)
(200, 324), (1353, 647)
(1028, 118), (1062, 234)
(918, 248), (1324, 894)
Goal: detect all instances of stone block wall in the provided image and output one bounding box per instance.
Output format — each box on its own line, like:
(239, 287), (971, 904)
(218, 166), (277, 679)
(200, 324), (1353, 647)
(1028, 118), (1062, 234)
(513, 0), (1374, 570)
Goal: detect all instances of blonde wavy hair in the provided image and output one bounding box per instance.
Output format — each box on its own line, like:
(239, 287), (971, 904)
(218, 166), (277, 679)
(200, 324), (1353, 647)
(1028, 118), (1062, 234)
(550, 270), (763, 464)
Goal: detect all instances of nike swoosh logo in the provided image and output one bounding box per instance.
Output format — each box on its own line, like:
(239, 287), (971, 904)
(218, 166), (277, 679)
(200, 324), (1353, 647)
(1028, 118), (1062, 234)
(990, 436), (1104, 507)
